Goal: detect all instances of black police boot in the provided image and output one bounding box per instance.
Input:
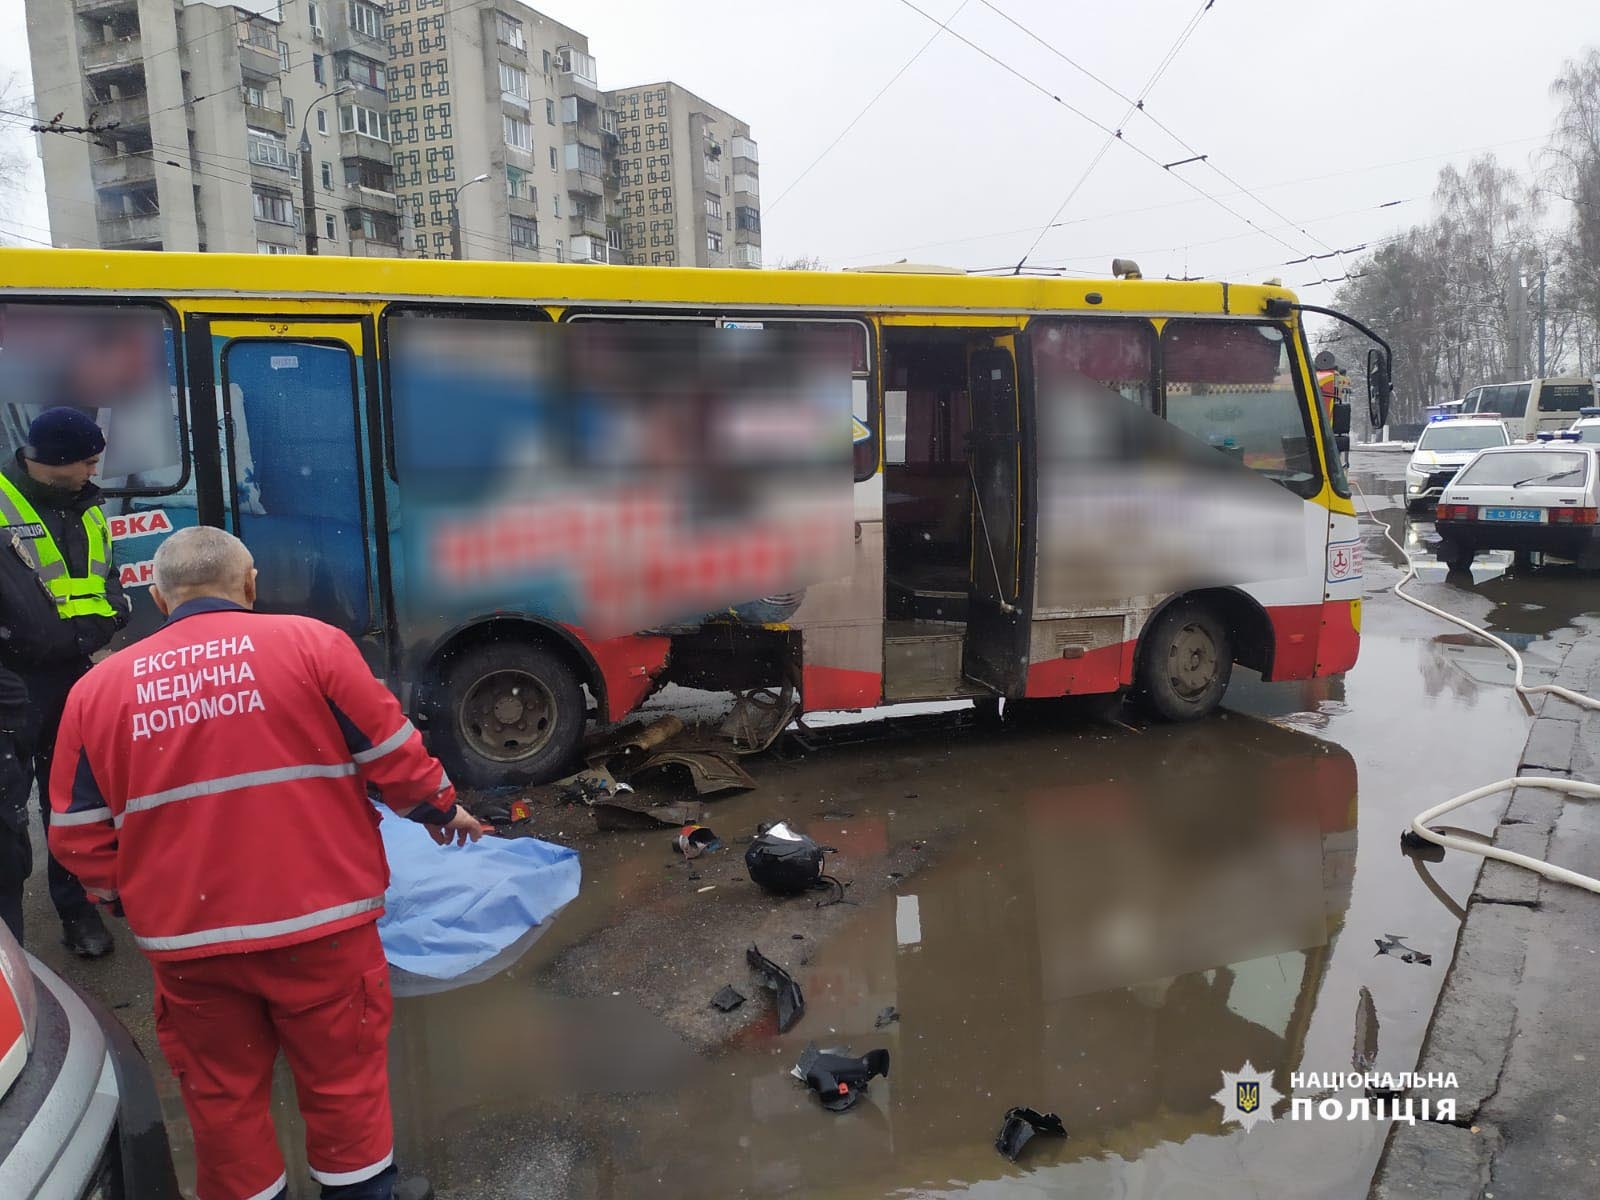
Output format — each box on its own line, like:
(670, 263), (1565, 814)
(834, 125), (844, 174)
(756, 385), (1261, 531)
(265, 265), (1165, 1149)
(62, 908), (114, 958)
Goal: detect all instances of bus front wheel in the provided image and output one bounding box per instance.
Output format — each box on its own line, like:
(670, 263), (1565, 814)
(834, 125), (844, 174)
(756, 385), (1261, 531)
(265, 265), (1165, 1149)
(1136, 602), (1233, 722)
(435, 641), (587, 789)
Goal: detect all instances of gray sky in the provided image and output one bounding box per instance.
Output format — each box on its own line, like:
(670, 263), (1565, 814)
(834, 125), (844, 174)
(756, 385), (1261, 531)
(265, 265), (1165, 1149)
(1, 0), (1593, 294)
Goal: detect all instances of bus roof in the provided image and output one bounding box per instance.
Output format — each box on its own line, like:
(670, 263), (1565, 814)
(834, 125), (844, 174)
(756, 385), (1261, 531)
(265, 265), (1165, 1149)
(0, 247), (1297, 319)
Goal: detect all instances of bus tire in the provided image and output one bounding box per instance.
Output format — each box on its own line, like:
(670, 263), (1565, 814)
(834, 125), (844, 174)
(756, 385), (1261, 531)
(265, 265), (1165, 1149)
(434, 641), (587, 789)
(1136, 601), (1233, 722)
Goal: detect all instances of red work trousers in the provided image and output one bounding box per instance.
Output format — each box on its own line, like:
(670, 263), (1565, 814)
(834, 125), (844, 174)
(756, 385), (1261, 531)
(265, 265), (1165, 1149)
(150, 922), (395, 1200)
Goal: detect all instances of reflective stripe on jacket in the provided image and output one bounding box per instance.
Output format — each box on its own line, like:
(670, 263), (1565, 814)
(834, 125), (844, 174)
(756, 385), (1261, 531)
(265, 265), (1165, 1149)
(47, 598), (457, 961)
(0, 473), (114, 619)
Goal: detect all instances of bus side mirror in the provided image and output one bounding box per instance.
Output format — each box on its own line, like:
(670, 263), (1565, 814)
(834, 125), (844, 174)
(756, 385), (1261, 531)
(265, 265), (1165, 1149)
(1336, 433), (1351, 455)
(1366, 348), (1393, 427)
(1331, 400), (1352, 436)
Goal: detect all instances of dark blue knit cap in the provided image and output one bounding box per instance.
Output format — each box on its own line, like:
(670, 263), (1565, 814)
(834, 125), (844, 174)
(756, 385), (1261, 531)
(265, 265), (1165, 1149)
(23, 407), (106, 467)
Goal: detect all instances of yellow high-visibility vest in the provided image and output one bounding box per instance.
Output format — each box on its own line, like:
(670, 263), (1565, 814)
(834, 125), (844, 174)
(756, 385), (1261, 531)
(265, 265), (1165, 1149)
(0, 474), (115, 620)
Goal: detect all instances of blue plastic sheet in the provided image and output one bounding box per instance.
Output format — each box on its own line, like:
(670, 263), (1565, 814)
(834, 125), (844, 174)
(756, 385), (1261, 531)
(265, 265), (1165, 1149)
(375, 812), (581, 996)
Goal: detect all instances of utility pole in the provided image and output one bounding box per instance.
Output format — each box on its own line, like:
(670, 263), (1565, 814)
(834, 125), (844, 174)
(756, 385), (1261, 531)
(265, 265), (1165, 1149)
(1537, 266), (1548, 376)
(298, 84), (353, 255)
(448, 173), (490, 260)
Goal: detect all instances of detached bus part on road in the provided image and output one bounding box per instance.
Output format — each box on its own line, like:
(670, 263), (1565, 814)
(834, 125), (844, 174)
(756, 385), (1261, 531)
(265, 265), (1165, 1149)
(0, 250), (1392, 786)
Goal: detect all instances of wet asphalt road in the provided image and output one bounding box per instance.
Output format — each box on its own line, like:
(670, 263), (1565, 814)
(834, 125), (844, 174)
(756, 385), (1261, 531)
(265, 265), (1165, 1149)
(22, 448), (1600, 1199)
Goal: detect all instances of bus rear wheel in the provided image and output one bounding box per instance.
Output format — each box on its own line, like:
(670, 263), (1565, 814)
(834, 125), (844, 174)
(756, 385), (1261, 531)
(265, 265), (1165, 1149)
(434, 641), (586, 789)
(1136, 602), (1233, 722)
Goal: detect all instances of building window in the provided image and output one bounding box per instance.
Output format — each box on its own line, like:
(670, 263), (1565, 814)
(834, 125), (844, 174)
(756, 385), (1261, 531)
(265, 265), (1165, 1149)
(509, 216), (537, 249)
(558, 48), (597, 86)
(316, 108), (329, 135)
(308, 1), (321, 33)
(347, 207), (399, 243)
(563, 142), (603, 176)
(497, 12), (525, 51)
(252, 188), (295, 226)
(707, 231), (722, 253)
(731, 135), (758, 163)
(735, 205), (760, 233)
(258, 241), (292, 254)
(499, 62), (529, 103)
(282, 98), (295, 127)
(607, 224), (622, 250)
(735, 244), (761, 268)
(507, 165), (527, 199)
(339, 104), (390, 141)
(549, 146), (557, 171)
(320, 160), (332, 188)
(542, 49), (551, 74)
(733, 172), (759, 196)
(324, 212), (336, 238)
(344, 157), (395, 191)
(248, 129), (291, 169)
(243, 21), (276, 52)
(705, 195), (721, 220)
(560, 96), (577, 124)
(243, 83), (269, 110)
(349, 0), (383, 39)
(278, 40), (291, 71)
(554, 238), (563, 262)
(546, 98), (555, 125)
(503, 114), (532, 151)
(337, 52), (386, 90)
(313, 54), (326, 85)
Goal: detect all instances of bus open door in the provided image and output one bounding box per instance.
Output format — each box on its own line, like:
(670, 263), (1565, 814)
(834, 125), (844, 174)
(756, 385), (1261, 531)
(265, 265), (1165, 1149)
(963, 333), (1033, 696)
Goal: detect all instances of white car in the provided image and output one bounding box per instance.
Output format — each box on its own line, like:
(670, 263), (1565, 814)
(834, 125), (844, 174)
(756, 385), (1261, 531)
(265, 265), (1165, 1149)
(1404, 416), (1511, 514)
(1433, 444), (1600, 571)
(0, 920), (180, 1198)
(1562, 406), (1600, 443)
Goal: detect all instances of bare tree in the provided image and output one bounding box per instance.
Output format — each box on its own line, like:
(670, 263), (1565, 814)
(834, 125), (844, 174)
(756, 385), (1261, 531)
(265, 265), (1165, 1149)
(773, 254), (827, 271)
(1545, 51), (1600, 374)
(0, 73), (34, 240)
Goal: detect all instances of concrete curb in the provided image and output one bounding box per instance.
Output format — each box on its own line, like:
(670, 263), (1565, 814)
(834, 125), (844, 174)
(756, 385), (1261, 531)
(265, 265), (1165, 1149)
(1369, 638), (1593, 1199)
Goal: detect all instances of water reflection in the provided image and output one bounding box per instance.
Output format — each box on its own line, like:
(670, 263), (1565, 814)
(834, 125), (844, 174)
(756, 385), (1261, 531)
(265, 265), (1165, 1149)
(364, 717), (1360, 1198)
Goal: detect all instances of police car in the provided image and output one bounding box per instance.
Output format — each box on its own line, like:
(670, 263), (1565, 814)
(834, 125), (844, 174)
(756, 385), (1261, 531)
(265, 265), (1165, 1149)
(0, 920), (180, 1198)
(1433, 443), (1600, 571)
(1403, 415), (1511, 514)
(1563, 405), (1600, 443)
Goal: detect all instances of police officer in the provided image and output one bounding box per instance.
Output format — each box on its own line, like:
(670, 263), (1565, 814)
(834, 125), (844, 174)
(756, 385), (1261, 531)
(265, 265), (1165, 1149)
(0, 407), (130, 956)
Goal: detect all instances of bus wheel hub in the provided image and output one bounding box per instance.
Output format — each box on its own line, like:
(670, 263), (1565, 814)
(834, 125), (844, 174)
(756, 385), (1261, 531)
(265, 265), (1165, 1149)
(460, 670), (555, 761)
(1169, 626), (1217, 696)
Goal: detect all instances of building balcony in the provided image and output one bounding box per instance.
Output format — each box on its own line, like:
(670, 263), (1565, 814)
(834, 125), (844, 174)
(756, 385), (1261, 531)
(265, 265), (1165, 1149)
(76, 0), (138, 16)
(99, 211), (162, 247)
(237, 40), (281, 79)
(92, 149), (156, 187)
(82, 36), (143, 73)
(569, 234), (609, 264)
(558, 71), (599, 109)
(568, 212), (605, 240)
(244, 103), (286, 134)
(568, 170), (604, 199)
(95, 92), (149, 130)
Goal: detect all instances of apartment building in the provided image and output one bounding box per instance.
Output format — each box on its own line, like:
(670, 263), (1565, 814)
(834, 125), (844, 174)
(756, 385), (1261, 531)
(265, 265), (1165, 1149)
(25, 0), (401, 256)
(383, 0), (614, 263)
(608, 81), (760, 269)
(27, 0), (760, 267)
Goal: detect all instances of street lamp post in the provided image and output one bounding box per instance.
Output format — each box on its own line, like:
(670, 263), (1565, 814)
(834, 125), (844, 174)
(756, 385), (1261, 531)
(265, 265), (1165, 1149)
(448, 174), (491, 260)
(297, 83), (354, 256)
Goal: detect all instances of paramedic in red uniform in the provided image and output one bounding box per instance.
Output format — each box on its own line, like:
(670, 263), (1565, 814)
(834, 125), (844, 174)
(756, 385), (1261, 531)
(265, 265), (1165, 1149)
(48, 525), (487, 1200)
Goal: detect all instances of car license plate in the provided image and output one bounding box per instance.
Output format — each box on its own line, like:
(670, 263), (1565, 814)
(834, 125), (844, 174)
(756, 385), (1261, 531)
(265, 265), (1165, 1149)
(1482, 507), (1543, 523)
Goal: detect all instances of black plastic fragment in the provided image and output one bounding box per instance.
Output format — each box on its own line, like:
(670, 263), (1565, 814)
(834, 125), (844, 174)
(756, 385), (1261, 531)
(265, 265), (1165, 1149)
(1400, 829), (1447, 863)
(875, 1005), (900, 1029)
(1374, 933), (1433, 966)
(792, 1041), (890, 1112)
(709, 985), (746, 1013)
(996, 1107), (1066, 1162)
(747, 944), (805, 1032)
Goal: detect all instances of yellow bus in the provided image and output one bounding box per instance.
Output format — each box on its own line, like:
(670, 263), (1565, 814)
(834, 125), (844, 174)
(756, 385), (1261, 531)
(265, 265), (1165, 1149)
(0, 249), (1392, 786)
